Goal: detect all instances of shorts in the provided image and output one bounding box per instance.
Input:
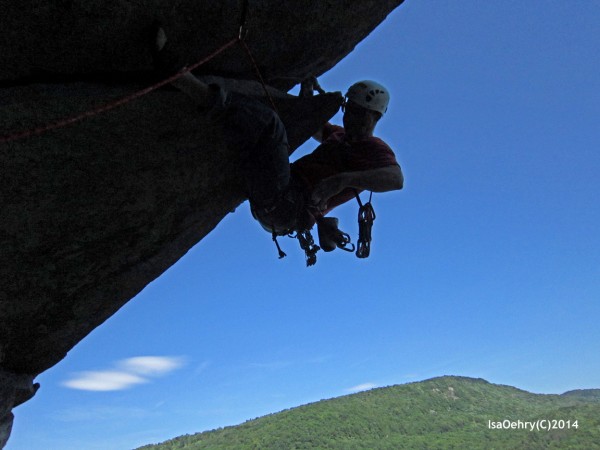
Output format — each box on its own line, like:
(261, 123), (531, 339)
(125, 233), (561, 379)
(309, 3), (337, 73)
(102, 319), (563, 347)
(206, 85), (309, 232)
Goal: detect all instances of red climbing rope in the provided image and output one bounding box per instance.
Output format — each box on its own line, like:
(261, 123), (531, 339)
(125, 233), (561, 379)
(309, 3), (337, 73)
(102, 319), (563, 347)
(0, 0), (282, 145)
(0, 37), (239, 144)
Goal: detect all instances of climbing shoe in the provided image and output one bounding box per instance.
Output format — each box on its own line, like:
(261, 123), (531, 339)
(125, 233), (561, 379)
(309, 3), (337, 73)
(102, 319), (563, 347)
(151, 24), (186, 77)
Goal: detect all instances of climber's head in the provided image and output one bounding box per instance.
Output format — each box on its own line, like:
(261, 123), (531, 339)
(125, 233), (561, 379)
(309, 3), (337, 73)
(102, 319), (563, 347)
(345, 80), (390, 116)
(342, 80), (390, 140)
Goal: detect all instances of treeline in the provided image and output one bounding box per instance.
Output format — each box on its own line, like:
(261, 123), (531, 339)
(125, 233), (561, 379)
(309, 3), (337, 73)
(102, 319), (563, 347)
(137, 376), (600, 450)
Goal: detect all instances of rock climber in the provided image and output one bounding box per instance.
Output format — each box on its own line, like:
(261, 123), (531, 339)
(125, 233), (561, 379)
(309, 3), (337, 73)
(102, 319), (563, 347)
(153, 27), (403, 263)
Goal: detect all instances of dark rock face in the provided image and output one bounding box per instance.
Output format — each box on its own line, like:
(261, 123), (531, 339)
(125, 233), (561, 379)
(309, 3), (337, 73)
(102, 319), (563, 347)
(0, 0), (403, 91)
(0, 0), (404, 446)
(1, 81), (342, 375)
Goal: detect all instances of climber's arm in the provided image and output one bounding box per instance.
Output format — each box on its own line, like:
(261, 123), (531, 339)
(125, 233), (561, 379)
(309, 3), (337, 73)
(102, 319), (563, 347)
(312, 125), (327, 143)
(299, 76), (331, 143)
(310, 165), (403, 210)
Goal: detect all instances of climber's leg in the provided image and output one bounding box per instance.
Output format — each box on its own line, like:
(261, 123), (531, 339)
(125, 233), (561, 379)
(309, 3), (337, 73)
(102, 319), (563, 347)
(152, 26), (301, 230)
(243, 109), (291, 207)
(212, 93), (289, 204)
(170, 72), (212, 107)
(153, 26), (212, 107)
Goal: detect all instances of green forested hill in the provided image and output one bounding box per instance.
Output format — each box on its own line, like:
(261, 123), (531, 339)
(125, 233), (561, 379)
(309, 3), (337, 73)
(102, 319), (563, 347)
(138, 376), (600, 450)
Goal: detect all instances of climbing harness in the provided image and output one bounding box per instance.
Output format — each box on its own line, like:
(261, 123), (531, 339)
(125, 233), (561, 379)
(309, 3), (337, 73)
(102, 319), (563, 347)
(266, 192), (376, 266)
(355, 190), (376, 258)
(266, 225), (319, 267)
(263, 218), (320, 267)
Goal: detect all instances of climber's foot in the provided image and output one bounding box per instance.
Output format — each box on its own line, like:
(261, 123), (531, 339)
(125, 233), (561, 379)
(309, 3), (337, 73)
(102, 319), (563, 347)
(150, 22), (213, 107)
(155, 25), (168, 53)
(150, 23), (185, 77)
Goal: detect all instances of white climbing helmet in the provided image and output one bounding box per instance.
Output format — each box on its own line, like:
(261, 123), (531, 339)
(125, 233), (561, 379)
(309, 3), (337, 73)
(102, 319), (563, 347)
(345, 80), (390, 115)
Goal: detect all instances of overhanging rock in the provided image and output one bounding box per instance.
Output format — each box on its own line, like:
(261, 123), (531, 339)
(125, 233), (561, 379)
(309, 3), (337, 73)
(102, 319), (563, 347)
(0, 0), (405, 446)
(0, 0), (404, 90)
(0, 78), (342, 448)
(0, 80), (343, 375)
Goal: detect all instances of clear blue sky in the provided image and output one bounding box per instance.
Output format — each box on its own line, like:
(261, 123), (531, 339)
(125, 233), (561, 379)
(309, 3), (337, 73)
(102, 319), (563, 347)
(8, 2), (600, 449)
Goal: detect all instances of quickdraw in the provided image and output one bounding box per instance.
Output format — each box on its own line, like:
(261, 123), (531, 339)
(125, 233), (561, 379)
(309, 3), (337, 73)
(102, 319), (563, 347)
(294, 230), (320, 267)
(355, 191), (376, 259)
(267, 192), (376, 265)
(271, 231), (287, 259)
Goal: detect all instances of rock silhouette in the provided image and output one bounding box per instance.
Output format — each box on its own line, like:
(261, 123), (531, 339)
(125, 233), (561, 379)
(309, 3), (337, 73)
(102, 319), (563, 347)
(0, 0), (404, 446)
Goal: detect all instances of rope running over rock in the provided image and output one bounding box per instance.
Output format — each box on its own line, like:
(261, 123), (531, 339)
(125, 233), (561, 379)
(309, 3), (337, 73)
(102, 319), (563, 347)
(0, 1), (278, 145)
(0, 38), (238, 145)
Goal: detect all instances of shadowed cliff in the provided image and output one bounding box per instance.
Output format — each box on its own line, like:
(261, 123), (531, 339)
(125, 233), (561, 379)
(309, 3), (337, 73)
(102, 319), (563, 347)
(0, 0), (405, 446)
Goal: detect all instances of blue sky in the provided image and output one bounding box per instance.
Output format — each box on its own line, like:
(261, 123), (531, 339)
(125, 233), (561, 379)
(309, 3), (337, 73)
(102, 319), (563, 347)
(8, 1), (600, 449)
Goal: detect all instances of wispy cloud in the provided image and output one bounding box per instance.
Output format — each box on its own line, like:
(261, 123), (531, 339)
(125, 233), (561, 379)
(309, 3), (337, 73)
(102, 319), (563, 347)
(118, 356), (184, 376)
(248, 361), (295, 370)
(346, 382), (378, 393)
(62, 356), (185, 391)
(248, 356), (330, 371)
(194, 360), (211, 376)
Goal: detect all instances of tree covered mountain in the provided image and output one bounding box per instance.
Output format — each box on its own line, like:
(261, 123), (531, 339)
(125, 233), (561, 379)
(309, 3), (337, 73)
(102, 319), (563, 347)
(138, 376), (600, 449)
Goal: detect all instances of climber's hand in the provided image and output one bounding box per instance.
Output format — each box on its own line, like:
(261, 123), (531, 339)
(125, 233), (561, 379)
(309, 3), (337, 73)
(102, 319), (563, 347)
(310, 175), (344, 211)
(312, 77), (325, 95)
(300, 76), (326, 97)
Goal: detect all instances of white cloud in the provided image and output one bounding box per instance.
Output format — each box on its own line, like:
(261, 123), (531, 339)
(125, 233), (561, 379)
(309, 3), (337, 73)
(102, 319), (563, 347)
(62, 356), (185, 391)
(346, 382), (378, 393)
(62, 371), (147, 391)
(119, 356), (185, 376)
